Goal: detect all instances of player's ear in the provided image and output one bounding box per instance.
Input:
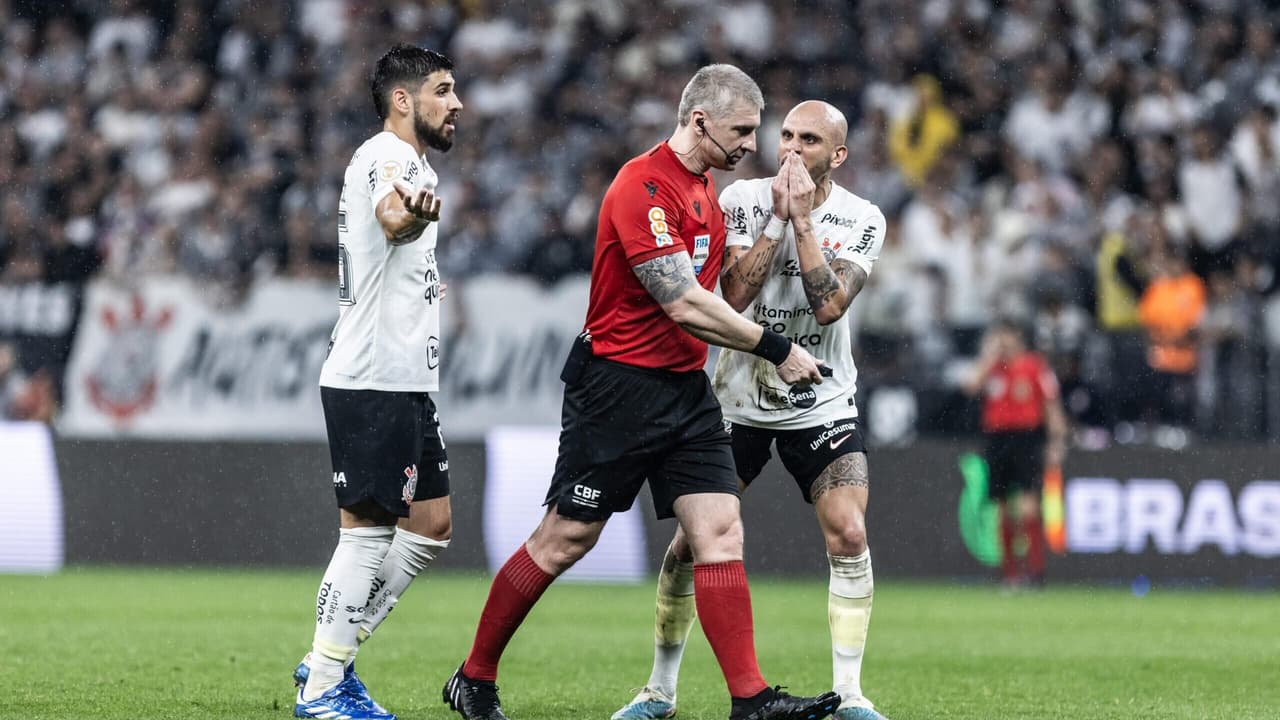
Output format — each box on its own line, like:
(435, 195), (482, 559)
(830, 144), (848, 171)
(391, 86), (412, 117)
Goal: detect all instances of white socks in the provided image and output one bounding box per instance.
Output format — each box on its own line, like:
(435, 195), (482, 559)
(645, 548), (697, 700)
(303, 526), (395, 700)
(828, 550), (874, 708)
(357, 529), (450, 642)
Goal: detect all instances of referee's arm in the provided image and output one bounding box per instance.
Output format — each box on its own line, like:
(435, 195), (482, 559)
(632, 252), (824, 385)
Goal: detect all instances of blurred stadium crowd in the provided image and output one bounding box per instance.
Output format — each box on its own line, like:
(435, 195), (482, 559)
(2, 0), (1280, 443)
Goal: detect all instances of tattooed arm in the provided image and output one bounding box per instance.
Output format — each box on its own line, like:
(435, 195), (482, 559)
(792, 216), (869, 325)
(721, 238), (783, 312)
(632, 251), (770, 352)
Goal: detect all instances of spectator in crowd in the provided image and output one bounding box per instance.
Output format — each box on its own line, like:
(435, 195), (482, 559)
(1137, 247), (1206, 431)
(1, 0), (1279, 441)
(888, 74), (959, 187)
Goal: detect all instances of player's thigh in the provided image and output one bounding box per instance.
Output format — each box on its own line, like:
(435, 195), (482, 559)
(322, 386), (424, 519)
(775, 418), (866, 504)
(544, 361), (664, 522)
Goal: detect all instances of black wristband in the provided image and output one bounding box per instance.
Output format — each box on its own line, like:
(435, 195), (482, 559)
(750, 329), (792, 365)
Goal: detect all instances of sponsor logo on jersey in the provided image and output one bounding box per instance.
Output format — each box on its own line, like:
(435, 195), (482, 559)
(692, 199), (702, 218)
(853, 224), (878, 253)
(819, 212), (856, 229)
(790, 384), (818, 409)
(692, 233), (711, 274)
(644, 180), (658, 198)
(405, 161), (419, 183)
(85, 294), (174, 422)
(649, 207), (674, 247)
(427, 336), (440, 370)
(726, 205), (749, 236)
(781, 259), (803, 277)
(809, 421), (858, 451)
(753, 303), (815, 320)
(402, 464), (419, 505)
(333, 471), (347, 487)
(757, 384), (792, 410)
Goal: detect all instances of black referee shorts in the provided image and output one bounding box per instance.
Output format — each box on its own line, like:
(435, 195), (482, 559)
(545, 358), (739, 521)
(984, 428), (1046, 501)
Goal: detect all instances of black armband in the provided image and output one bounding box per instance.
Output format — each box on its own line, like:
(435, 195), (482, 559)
(750, 329), (792, 365)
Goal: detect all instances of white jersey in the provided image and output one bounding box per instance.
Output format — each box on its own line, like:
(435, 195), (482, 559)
(712, 178), (886, 430)
(320, 132), (443, 392)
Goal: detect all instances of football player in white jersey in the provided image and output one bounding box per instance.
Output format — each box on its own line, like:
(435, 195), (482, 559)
(293, 44), (462, 720)
(614, 101), (890, 720)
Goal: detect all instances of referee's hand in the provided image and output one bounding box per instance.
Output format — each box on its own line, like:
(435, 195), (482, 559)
(776, 343), (825, 385)
(393, 180), (442, 222)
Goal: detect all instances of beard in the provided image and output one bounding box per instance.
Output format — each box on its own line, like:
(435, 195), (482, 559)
(413, 100), (454, 152)
(415, 116), (453, 152)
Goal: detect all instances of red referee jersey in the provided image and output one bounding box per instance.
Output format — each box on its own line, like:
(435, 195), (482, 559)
(583, 142), (725, 372)
(980, 352), (1059, 433)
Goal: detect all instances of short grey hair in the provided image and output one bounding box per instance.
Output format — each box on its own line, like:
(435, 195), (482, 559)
(676, 64), (764, 126)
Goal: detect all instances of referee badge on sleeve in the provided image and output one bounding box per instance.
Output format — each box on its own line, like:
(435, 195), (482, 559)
(692, 234), (711, 274)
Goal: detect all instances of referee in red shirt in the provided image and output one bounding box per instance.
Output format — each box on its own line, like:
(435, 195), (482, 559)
(964, 319), (1068, 588)
(443, 65), (835, 720)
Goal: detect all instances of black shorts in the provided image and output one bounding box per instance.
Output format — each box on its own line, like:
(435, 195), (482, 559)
(984, 429), (1045, 500)
(545, 358), (738, 522)
(730, 419), (867, 503)
(321, 386), (450, 517)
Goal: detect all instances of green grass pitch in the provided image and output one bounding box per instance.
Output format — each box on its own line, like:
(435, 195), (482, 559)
(1, 568), (1276, 719)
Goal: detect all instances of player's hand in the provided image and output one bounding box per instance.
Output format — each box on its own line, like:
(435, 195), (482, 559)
(775, 342), (825, 385)
(770, 155), (791, 221)
(787, 151), (815, 218)
(393, 181), (442, 223)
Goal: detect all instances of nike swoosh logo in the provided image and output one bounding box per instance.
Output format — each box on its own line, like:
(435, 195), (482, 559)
(829, 434), (852, 450)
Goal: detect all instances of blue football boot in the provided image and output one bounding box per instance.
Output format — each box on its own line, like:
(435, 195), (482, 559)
(293, 680), (396, 720)
(612, 687), (678, 719)
(832, 702), (890, 719)
(293, 652), (391, 716)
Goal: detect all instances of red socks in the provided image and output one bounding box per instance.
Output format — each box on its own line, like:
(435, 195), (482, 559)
(462, 544), (555, 681)
(693, 560), (768, 699)
(999, 506), (1019, 581)
(1023, 513), (1045, 578)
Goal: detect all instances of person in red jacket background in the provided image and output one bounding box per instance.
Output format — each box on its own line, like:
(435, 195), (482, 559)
(964, 319), (1069, 588)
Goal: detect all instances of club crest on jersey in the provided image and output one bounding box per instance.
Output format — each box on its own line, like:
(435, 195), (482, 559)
(402, 464), (419, 505)
(820, 237), (843, 263)
(692, 234), (711, 274)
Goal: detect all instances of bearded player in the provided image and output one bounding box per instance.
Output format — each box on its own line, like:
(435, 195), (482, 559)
(292, 44), (462, 720)
(614, 100), (891, 720)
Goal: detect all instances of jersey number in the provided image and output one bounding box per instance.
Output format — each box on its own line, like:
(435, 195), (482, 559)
(338, 243), (355, 306)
